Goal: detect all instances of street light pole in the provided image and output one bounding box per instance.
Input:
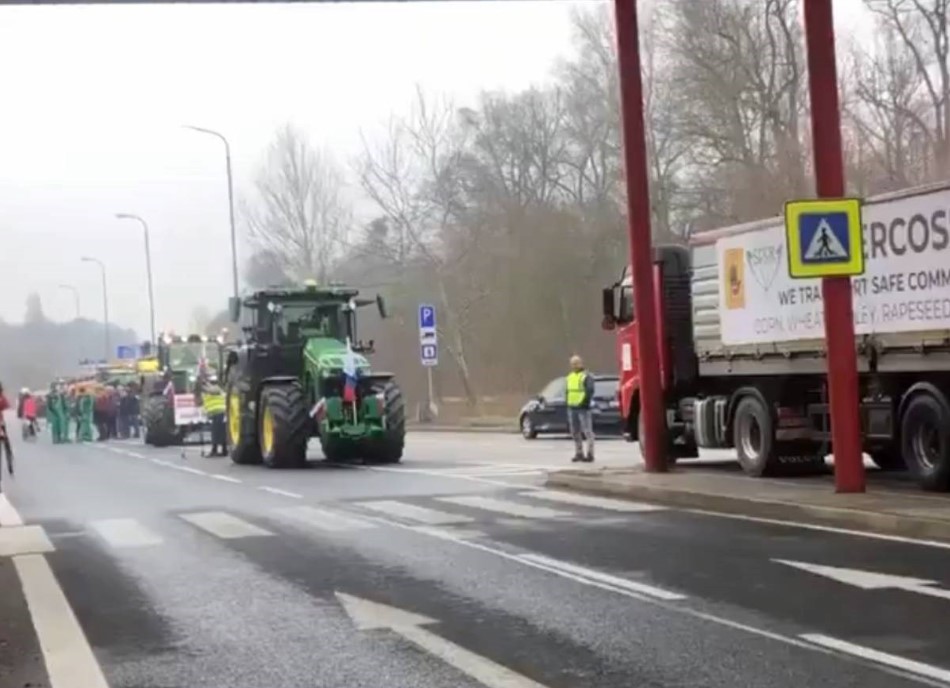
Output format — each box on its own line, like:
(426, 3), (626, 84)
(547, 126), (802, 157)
(57, 284), (80, 320)
(81, 256), (110, 361)
(116, 213), (156, 345)
(183, 124), (239, 300)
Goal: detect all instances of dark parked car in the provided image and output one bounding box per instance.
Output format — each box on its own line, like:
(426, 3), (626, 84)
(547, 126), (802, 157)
(518, 374), (622, 439)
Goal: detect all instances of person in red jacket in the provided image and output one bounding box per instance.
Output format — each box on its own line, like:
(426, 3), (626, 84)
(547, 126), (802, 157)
(0, 383), (13, 485)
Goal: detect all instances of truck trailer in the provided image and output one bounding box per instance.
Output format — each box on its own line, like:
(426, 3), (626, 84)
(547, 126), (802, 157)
(602, 181), (950, 491)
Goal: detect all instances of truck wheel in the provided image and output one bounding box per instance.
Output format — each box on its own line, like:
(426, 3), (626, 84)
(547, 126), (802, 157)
(366, 381), (406, 464)
(227, 381), (262, 466)
(900, 393), (950, 491)
(258, 383), (310, 469)
(143, 396), (176, 448)
(732, 396), (776, 477)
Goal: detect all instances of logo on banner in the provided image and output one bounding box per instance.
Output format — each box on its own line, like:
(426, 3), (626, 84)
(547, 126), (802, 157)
(723, 248), (746, 310)
(746, 244), (784, 293)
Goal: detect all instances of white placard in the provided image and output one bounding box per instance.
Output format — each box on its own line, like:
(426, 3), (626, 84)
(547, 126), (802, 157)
(716, 186), (950, 345)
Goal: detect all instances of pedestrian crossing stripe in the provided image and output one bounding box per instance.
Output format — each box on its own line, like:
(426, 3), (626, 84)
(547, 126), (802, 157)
(10, 491), (671, 556)
(784, 197), (864, 278)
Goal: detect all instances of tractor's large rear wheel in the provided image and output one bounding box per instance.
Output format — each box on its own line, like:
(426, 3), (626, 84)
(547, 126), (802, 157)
(143, 396), (177, 447)
(227, 378), (262, 465)
(259, 382), (310, 469)
(365, 380), (406, 464)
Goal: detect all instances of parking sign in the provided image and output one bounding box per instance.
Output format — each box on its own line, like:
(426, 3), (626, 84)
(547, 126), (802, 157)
(419, 304), (436, 331)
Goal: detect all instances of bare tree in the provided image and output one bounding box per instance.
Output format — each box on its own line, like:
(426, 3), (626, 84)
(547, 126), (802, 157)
(846, 26), (932, 192)
(864, 0), (950, 176)
(665, 0), (807, 224)
(358, 88), (485, 406)
(243, 124), (352, 283)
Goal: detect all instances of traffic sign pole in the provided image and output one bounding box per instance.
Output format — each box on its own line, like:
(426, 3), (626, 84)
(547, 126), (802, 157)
(614, 0), (666, 473)
(804, 0), (864, 493)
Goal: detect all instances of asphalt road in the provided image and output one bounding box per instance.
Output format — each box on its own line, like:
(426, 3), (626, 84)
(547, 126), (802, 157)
(3, 429), (950, 688)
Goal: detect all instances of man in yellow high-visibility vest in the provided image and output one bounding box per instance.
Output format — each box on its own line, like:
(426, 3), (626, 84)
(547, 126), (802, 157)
(201, 379), (227, 457)
(566, 355), (595, 462)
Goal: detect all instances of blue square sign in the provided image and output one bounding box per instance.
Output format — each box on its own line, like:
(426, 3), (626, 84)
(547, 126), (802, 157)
(798, 212), (851, 264)
(419, 304), (436, 330)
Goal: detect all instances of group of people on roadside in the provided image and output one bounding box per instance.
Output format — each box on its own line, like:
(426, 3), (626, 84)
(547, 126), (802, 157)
(43, 382), (142, 444)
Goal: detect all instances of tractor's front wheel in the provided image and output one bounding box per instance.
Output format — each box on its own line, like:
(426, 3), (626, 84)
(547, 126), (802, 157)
(143, 396), (176, 447)
(365, 380), (406, 464)
(227, 379), (262, 466)
(259, 383), (310, 469)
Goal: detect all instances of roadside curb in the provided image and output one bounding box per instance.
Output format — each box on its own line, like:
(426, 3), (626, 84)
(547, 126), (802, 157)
(546, 470), (950, 543)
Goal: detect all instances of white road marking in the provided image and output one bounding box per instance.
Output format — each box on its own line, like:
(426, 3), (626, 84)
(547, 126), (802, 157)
(0, 493), (24, 527)
(519, 553), (686, 601)
(438, 495), (572, 520)
(122, 450), (146, 459)
(14, 554), (109, 688)
(336, 593), (549, 688)
(523, 490), (665, 513)
(689, 508), (950, 551)
(151, 458), (172, 466)
(90, 519), (163, 548)
(179, 511), (273, 539)
(171, 465), (207, 476)
(775, 559), (950, 601)
(358, 512), (936, 685)
(410, 525), (486, 540)
(260, 486), (303, 499)
(0, 525), (55, 556)
(358, 500), (474, 525)
(802, 633), (950, 683)
(276, 505), (376, 531)
(366, 465), (544, 490)
(212, 474), (242, 484)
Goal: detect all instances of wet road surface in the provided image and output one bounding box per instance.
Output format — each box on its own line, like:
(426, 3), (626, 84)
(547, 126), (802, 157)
(2, 431), (950, 687)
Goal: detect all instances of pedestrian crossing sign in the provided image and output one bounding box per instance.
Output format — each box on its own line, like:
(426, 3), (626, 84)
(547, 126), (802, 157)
(785, 198), (864, 278)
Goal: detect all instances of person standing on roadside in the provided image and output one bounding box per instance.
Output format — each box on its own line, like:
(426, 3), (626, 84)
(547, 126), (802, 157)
(565, 354), (595, 463)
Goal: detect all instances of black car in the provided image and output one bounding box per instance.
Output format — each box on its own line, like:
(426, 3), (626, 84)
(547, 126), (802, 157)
(518, 374), (622, 439)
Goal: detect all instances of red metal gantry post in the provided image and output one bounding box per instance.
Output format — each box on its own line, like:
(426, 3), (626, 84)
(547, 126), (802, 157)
(613, 0), (667, 472)
(803, 0), (865, 492)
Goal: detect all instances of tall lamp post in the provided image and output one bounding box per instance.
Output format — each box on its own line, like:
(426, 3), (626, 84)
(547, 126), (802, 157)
(81, 256), (110, 361)
(183, 124), (239, 300)
(57, 284), (80, 320)
(115, 213), (156, 345)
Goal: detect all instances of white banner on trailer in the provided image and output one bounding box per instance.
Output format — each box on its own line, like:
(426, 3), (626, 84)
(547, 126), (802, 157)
(716, 186), (950, 345)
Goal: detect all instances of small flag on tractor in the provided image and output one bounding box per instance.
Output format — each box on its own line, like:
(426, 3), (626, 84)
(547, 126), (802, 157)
(341, 339), (359, 405)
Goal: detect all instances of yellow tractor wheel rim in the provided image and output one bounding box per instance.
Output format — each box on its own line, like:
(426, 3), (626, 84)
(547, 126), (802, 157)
(228, 394), (241, 446)
(261, 405), (275, 456)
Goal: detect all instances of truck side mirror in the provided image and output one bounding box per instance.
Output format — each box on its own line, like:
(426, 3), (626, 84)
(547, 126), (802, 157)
(601, 287), (617, 331)
(376, 294), (388, 319)
(228, 296), (241, 323)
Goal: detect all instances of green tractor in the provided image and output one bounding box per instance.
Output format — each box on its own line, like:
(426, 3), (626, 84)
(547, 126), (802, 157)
(142, 334), (224, 447)
(223, 282), (405, 468)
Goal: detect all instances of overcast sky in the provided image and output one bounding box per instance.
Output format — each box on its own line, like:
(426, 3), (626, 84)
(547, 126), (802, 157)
(0, 0), (870, 343)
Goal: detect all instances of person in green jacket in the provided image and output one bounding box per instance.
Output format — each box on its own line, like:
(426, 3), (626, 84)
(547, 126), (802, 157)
(47, 384), (67, 444)
(78, 388), (95, 442)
